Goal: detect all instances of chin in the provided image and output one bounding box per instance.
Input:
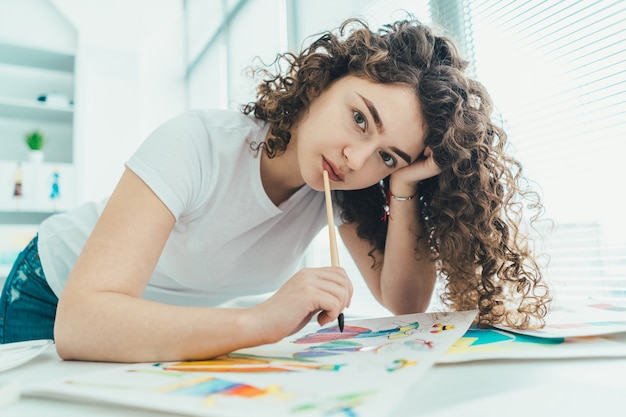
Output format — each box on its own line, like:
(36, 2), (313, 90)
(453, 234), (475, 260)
(301, 174), (322, 192)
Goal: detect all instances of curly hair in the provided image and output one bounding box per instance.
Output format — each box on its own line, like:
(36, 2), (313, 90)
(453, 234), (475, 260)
(242, 17), (552, 329)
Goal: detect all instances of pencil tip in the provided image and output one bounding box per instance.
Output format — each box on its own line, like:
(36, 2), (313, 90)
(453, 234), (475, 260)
(338, 313), (344, 332)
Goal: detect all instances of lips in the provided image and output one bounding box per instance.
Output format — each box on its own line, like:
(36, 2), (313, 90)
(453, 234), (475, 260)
(323, 158), (344, 182)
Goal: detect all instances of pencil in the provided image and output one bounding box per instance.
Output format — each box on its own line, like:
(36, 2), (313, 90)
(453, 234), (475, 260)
(323, 170), (344, 332)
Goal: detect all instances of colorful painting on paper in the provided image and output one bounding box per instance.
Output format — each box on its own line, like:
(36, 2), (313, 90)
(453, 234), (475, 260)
(27, 310), (476, 417)
(441, 326), (626, 363)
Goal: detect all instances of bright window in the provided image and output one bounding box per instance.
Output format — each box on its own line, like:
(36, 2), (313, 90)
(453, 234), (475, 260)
(458, 0), (626, 302)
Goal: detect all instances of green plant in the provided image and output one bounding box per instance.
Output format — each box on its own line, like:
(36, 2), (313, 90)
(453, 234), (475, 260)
(24, 129), (46, 150)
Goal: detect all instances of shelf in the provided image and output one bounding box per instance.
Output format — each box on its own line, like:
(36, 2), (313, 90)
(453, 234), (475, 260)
(0, 211), (54, 224)
(0, 97), (73, 123)
(0, 161), (75, 215)
(0, 8), (77, 230)
(0, 42), (75, 73)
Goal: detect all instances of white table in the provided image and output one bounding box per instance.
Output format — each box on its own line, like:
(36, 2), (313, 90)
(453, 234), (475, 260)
(2, 345), (625, 417)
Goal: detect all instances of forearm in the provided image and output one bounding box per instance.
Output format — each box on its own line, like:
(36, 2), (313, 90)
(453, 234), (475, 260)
(54, 292), (266, 362)
(378, 185), (436, 314)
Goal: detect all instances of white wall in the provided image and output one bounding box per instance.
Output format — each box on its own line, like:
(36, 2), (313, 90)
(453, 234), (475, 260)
(0, 0), (77, 52)
(53, 0), (186, 204)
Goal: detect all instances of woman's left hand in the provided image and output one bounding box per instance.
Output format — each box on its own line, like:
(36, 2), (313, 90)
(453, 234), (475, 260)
(390, 146), (441, 193)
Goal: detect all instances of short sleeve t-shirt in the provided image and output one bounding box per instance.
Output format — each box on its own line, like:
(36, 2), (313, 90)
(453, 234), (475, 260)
(38, 109), (331, 307)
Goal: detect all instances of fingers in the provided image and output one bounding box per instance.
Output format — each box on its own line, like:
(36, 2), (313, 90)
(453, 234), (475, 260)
(414, 147), (441, 178)
(393, 146), (441, 185)
(260, 267), (352, 336)
(279, 267), (354, 325)
(301, 267), (352, 319)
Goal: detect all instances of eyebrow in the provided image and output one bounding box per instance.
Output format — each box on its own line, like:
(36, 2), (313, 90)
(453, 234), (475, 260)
(390, 147), (412, 165)
(357, 93), (413, 165)
(358, 94), (384, 134)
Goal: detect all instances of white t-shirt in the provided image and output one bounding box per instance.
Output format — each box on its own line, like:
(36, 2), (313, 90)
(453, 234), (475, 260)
(38, 109), (336, 307)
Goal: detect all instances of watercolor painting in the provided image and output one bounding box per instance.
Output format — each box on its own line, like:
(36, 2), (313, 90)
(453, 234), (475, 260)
(440, 326), (626, 363)
(27, 310), (476, 417)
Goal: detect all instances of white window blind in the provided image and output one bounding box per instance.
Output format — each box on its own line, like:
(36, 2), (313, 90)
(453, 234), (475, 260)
(454, 0), (626, 302)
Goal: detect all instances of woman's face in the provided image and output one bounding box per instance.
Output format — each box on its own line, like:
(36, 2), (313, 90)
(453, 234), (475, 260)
(292, 75), (427, 191)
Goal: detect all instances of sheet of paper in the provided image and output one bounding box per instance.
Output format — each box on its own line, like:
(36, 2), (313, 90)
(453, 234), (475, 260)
(494, 299), (626, 338)
(26, 310), (476, 417)
(0, 339), (54, 372)
(440, 327), (626, 363)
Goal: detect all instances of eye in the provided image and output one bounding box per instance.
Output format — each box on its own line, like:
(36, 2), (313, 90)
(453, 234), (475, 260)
(379, 151), (397, 168)
(353, 110), (367, 131)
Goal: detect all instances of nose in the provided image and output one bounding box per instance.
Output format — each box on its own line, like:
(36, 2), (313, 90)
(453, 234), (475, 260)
(343, 142), (376, 172)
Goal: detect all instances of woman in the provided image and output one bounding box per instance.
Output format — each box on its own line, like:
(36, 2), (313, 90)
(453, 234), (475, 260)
(0, 17), (551, 361)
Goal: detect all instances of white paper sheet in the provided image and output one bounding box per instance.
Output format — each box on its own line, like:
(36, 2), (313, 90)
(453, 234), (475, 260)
(26, 310), (476, 417)
(0, 339), (54, 372)
(494, 299), (626, 338)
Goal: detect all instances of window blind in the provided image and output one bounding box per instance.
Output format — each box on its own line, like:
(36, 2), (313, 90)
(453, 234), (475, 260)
(455, 0), (626, 302)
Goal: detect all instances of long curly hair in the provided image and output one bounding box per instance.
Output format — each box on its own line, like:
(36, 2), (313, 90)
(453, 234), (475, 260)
(242, 17), (551, 329)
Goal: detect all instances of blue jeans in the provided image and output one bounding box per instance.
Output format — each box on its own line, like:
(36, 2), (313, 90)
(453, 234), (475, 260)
(0, 236), (58, 344)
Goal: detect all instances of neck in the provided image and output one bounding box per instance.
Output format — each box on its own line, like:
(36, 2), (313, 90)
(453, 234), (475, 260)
(260, 145), (305, 206)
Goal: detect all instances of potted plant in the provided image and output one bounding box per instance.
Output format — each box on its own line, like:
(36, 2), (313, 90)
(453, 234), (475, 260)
(24, 129), (46, 162)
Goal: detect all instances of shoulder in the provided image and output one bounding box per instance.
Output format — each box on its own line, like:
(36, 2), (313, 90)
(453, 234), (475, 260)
(186, 109), (269, 158)
(150, 109), (262, 136)
(186, 108), (265, 133)
(142, 109), (266, 155)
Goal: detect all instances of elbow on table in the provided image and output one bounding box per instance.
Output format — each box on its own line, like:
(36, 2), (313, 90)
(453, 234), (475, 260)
(53, 321), (73, 361)
(54, 335), (74, 361)
(53, 298), (85, 360)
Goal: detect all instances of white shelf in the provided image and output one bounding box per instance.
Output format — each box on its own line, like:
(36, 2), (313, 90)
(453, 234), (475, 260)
(0, 41), (76, 224)
(0, 161), (75, 214)
(0, 42), (75, 73)
(0, 211), (56, 223)
(0, 97), (73, 122)
(0, 3), (77, 277)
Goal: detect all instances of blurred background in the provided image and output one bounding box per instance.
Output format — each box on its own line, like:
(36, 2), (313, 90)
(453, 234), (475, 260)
(1, 0), (624, 315)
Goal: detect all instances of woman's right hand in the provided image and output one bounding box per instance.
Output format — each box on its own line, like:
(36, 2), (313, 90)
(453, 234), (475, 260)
(248, 267), (353, 344)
